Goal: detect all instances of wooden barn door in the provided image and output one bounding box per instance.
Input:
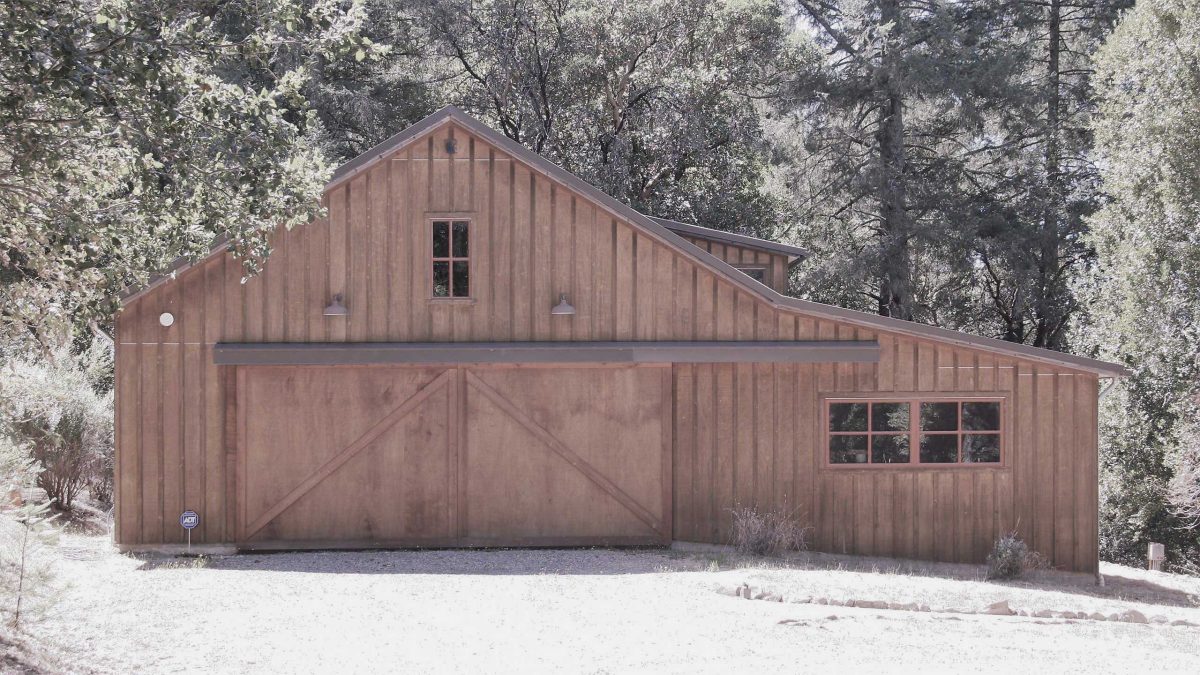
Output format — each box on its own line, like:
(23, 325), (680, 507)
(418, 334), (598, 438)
(234, 364), (670, 548)
(461, 365), (671, 545)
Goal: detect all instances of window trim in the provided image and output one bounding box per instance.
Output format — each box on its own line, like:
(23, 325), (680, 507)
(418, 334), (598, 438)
(822, 395), (1007, 469)
(428, 215), (473, 301)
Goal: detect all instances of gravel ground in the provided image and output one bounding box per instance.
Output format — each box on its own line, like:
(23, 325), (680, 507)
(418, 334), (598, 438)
(19, 532), (1200, 674)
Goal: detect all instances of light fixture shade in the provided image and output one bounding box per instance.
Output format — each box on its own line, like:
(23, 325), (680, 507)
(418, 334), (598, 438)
(324, 293), (348, 316)
(551, 293), (575, 316)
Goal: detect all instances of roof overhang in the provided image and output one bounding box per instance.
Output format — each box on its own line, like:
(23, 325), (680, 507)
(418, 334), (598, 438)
(212, 341), (881, 366)
(650, 217), (807, 268)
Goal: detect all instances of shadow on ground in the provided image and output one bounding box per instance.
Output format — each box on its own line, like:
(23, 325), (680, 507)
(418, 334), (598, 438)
(130, 546), (1200, 609)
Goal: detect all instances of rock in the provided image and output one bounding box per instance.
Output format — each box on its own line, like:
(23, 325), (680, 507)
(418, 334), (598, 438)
(1089, 612), (1107, 621)
(850, 599), (888, 610)
(715, 586), (740, 597)
(1017, 610), (1028, 617)
(1150, 615), (1168, 624)
(1170, 620), (1192, 627)
(985, 600), (1015, 616)
(1119, 609), (1148, 624)
(889, 602), (919, 612)
(918, 604), (931, 612)
(1107, 613), (1121, 622)
(1033, 610), (1054, 618)
(816, 597), (829, 605)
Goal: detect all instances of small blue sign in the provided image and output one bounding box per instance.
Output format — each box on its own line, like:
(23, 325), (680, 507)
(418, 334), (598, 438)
(180, 510), (200, 530)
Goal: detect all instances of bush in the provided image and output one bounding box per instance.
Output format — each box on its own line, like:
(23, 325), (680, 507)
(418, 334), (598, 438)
(729, 505), (810, 556)
(0, 344), (113, 511)
(986, 532), (1046, 580)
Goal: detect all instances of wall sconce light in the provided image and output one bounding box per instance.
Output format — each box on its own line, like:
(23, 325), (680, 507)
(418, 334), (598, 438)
(551, 293), (575, 316)
(323, 293), (348, 317)
(445, 137), (458, 155)
(159, 312), (175, 327)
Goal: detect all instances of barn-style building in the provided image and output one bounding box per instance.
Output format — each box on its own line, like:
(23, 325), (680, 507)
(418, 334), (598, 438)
(115, 107), (1126, 571)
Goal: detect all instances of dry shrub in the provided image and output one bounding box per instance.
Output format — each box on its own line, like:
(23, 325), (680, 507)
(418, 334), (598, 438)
(0, 347), (113, 511)
(986, 532), (1047, 580)
(729, 506), (810, 556)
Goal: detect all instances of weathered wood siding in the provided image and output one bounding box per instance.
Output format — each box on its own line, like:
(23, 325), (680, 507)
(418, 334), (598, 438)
(672, 344), (1100, 572)
(115, 119), (1100, 571)
(681, 235), (790, 293)
(115, 121), (792, 548)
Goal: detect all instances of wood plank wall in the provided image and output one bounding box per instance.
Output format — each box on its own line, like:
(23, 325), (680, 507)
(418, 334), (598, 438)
(115, 120), (1100, 571)
(115, 122), (792, 547)
(672, 337), (1100, 572)
(681, 235), (789, 293)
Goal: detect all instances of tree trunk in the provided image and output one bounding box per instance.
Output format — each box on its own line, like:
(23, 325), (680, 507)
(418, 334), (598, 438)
(1035, 0), (1064, 349)
(876, 0), (913, 320)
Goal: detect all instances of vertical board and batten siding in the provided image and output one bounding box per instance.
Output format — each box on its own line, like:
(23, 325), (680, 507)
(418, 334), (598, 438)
(115, 120), (1100, 571)
(671, 338), (1100, 572)
(115, 122), (785, 547)
(681, 235), (790, 294)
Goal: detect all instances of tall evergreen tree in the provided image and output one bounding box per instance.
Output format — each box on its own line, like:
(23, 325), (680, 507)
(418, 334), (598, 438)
(970, 0), (1128, 349)
(1086, 0), (1200, 568)
(778, 1), (1028, 321)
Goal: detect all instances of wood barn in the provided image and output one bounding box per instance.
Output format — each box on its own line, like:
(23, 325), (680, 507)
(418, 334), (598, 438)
(114, 107), (1127, 572)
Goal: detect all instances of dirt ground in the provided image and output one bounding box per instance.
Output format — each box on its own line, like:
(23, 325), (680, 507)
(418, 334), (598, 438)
(15, 532), (1200, 674)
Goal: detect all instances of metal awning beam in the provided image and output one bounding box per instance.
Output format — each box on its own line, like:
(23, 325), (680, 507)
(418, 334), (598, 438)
(213, 341), (880, 366)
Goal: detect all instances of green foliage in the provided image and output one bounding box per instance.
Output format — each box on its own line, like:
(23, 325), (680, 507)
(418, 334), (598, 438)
(0, 501), (60, 631)
(0, 342), (114, 510)
(1086, 0), (1200, 568)
(412, 0), (805, 237)
(0, 0), (379, 350)
(775, 0), (1126, 342)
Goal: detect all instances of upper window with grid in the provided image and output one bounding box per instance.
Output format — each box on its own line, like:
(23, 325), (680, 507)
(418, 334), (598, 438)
(432, 220), (469, 298)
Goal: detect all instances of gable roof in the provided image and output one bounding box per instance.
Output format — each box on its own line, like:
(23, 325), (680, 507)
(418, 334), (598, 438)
(649, 217), (806, 268)
(120, 106), (1128, 377)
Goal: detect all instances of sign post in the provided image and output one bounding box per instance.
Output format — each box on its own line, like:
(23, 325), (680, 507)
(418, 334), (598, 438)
(180, 510), (199, 554)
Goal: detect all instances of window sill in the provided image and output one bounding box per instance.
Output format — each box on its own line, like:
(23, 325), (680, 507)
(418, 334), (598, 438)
(428, 297), (477, 305)
(820, 463), (1009, 471)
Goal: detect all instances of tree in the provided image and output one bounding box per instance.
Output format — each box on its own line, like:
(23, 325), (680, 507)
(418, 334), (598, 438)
(779, 1), (1030, 320)
(0, 0), (375, 351)
(777, 0), (1128, 348)
(1085, 0), (1200, 567)
(969, 0), (1128, 350)
(306, 0), (441, 162)
(416, 0), (804, 237)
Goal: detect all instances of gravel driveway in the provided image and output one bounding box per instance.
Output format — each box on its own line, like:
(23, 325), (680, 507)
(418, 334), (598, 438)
(25, 534), (1200, 674)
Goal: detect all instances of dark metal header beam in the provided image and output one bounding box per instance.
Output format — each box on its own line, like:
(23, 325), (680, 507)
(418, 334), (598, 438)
(213, 341), (880, 366)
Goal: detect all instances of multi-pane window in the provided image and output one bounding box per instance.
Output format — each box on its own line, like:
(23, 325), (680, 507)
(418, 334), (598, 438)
(827, 399), (1002, 466)
(432, 220), (469, 298)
